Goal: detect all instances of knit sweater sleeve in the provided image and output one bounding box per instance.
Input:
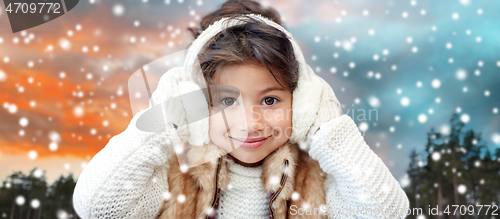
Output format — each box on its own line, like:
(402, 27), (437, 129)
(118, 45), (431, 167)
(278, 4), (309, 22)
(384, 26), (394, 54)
(73, 67), (183, 219)
(308, 114), (410, 219)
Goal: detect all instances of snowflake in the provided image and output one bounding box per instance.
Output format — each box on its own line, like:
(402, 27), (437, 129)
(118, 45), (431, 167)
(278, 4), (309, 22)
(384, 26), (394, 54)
(431, 79), (441, 89)
(440, 125), (450, 135)
(180, 164), (189, 173)
(358, 122), (369, 132)
(163, 191), (172, 200)
(368, 96), (380, 108)
(455, 69), (467, 81)
(57, 210), (69, 219)
(491, 133), (500, 145)
(400, 97), (410, 107)
(19, 117), (29, 127)
(418, 114), (427, 124)
(431, 152), (440, 161)
(49, 142), (58, 151)
(268, 175), (280, 185)
(406, 37), (413, 44)
(177, 194), (186, 203)
(16, 196), (25, 206)
(0, 70), (6, 81)
(33, 169), (43, 178)
(394, 115), (400, 122)
(28, 150), (37, 160)
(59, 38), (71, 50)
(112, 4), (125, 16)
(460, 114), (470, 123)
(74, 106), (84, 117)
(30, 199), (41, 209)
(459, 0), (471, 6)
(400, 11), (408, 19)
(457, 184), (467, 194)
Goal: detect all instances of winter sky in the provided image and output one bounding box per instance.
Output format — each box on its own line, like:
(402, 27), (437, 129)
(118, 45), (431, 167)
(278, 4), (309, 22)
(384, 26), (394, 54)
(0, 0), (499, 184)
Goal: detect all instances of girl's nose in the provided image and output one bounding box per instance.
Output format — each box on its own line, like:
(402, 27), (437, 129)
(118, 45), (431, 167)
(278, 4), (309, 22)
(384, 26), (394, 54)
(239, 105), (264, 133)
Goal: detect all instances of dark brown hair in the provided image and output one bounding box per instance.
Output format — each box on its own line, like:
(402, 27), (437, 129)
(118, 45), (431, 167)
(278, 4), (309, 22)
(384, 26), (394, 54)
(188, 0), (299, 103)
(188, 0), (283, 39)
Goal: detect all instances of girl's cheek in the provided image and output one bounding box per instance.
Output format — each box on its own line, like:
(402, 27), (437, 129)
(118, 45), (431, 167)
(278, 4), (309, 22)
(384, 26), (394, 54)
(210, 114), (225, 130)
(264, 111), (292, 134)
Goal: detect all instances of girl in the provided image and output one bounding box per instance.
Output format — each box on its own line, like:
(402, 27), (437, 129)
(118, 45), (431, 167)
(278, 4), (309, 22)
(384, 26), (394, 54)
(73, 0), (410, 218)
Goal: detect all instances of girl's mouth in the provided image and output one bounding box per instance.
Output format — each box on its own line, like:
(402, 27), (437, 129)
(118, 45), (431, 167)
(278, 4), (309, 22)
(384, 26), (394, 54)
(229, 136), (271, 149)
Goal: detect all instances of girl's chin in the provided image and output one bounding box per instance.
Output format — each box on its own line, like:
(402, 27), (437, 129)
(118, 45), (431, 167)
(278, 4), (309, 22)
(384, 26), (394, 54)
(228, 153), (265, 166)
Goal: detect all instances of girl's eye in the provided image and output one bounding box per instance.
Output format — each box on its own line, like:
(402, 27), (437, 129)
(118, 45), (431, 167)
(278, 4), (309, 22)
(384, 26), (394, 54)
(221, 97), (237, 106)
(262, 97), (279, 106)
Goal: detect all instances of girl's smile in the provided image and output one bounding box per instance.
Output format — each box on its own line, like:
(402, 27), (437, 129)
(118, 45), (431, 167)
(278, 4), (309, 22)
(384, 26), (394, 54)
(229, 135), (271, 149)
(208, 60), (293, 166)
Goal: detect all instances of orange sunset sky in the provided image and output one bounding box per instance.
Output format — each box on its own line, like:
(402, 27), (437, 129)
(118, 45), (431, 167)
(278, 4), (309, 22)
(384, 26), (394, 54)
(0, 0), (358, 184)
(3, 0), (495, 185)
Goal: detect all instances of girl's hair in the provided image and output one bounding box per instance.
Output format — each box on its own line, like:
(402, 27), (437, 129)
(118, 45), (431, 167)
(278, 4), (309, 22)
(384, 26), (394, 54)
(188, 0), (299, 99)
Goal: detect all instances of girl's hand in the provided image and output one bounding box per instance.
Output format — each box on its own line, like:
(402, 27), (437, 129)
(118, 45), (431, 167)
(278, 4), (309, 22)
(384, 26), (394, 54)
(309, 114), (352, 160)
(308, 114), (411, 218)
(308, 114), (361, 174)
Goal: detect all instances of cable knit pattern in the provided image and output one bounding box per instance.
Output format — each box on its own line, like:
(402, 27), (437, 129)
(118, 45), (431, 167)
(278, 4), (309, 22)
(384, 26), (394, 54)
(216, 160), (270, 219)
(309, 114), (409, 218)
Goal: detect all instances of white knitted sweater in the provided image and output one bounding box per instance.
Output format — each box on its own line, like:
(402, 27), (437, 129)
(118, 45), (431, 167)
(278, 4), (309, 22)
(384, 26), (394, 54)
(216, 159), (270, 219)
(73, 14), (409, 219)
(73, 109), (410, 219)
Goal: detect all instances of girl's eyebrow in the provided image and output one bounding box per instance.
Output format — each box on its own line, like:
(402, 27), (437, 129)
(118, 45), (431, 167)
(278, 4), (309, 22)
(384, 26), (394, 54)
(212, 86), (240, 95)
(214, 86), (286, 96)
(259, 86), (286, 95)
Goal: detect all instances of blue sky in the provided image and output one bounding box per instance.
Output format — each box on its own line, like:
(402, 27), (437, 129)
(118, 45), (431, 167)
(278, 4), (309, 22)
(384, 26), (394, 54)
(1, 0), (499, 183)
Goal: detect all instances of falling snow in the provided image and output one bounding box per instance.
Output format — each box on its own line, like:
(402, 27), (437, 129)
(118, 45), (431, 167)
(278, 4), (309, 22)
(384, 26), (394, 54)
(28, 150), (37, 160)
(112, 4), (125, 16)
(15, 196), (25, 206)
(0, 70), (6, 81)
(0, 2), (497, 216)
(19, 117), (29, 127)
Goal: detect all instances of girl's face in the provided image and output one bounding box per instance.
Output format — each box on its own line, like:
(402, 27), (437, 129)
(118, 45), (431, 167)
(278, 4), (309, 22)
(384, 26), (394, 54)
(209, 61), (293, 166)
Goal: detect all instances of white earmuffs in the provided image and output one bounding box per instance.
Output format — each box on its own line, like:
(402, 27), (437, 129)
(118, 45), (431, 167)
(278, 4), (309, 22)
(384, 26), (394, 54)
(169, 14), (342, 147)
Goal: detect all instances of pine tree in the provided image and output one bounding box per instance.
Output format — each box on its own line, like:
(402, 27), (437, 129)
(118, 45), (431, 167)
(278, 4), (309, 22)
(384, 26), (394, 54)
(0, 169), (80, 219)
(404, 113), (500, 218)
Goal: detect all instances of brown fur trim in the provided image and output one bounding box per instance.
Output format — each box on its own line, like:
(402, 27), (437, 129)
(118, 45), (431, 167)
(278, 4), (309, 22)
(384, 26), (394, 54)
(186, 142), (229, 219)
(158, 153), (198, 219)
(262, 142), (299, 218)
(185, 142), (227, 190)
(159, 142), (231, 219)
(158, 141), (327, 219)
(288, 149), (328, 218)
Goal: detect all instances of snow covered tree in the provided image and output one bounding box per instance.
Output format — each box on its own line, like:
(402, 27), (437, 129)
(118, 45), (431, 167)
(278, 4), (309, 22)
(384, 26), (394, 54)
(404, 113), (500, 218)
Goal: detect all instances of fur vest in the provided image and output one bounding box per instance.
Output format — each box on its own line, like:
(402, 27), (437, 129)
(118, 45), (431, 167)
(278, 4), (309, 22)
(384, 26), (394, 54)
(157, 141), (328, 219)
